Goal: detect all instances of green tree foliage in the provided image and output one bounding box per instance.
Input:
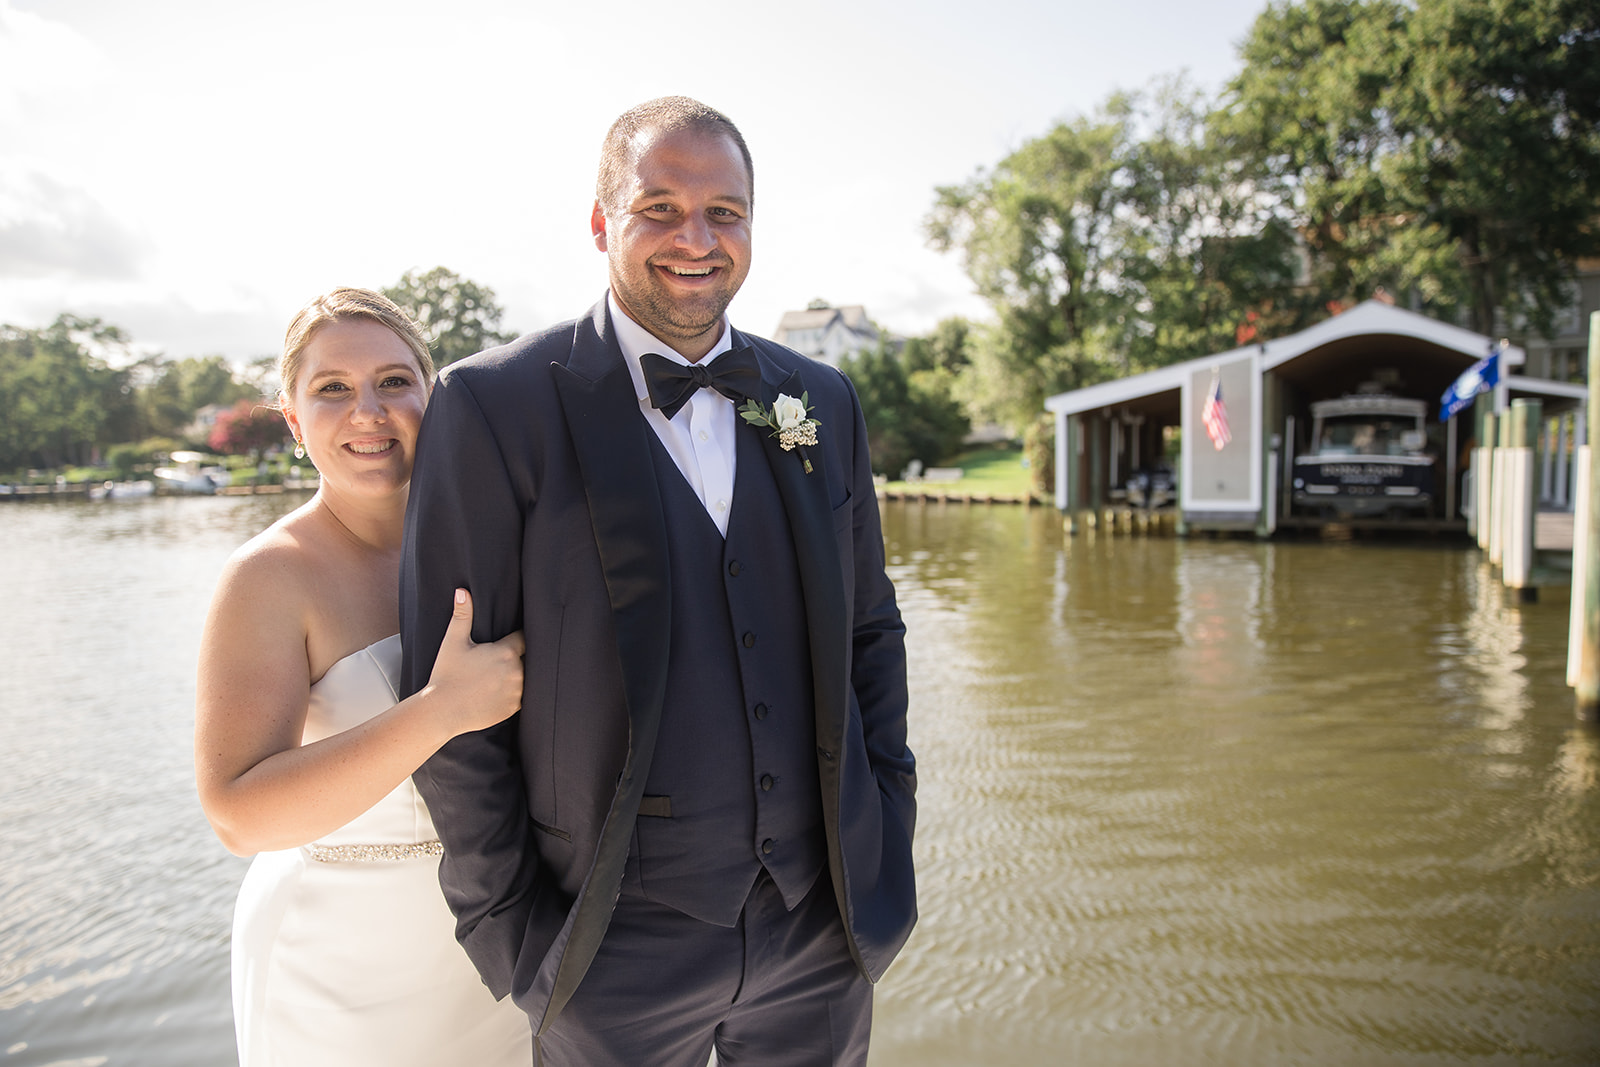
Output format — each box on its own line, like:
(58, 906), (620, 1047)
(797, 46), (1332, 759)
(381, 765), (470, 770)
(902, 317), (973, 375)
(0, 315), (135, 471)
(1114, 81), (1312, 364)
(1221, 0), (1600, 336)
(839, 342), (969, 479)
(208, 398), (290, 459)
(382, 267), (517, 368)
(927, 106), (1127, 428)
(139, 355), (259, 439)
(1391, 0), (1600, 336)
(928, 83), (1303, 429)
(1218, 0), (1418, 310)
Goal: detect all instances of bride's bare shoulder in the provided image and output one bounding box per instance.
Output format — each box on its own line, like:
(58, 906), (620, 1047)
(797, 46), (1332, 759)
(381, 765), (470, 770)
(209, 502), (328, 618)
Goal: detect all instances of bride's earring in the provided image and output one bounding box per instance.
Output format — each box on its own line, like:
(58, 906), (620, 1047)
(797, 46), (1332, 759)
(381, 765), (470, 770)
(293, 438), (305, 460)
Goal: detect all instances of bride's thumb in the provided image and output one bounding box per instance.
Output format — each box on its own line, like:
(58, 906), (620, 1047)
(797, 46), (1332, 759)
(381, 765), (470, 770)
(444, 587), (474, 645)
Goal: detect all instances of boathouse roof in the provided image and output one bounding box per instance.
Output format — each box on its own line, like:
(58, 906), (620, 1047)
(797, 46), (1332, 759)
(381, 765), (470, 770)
(1044, 301), (1526, 420)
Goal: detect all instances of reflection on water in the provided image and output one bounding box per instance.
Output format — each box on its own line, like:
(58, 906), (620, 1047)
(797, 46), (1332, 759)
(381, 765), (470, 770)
(0, 497), (1596, 1066)
(872, 503), (1599, 1066)
(0, 497), (282, 1066)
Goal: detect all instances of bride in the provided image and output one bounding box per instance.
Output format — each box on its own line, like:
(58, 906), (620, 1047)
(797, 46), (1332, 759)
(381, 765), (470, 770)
(195, 288), (532, 1065)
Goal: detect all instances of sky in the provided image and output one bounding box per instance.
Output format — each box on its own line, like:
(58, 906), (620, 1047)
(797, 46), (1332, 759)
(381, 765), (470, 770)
(0, 0), (1271, 365)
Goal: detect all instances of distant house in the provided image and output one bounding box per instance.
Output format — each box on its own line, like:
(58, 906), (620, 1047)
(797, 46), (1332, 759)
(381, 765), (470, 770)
(773, 303), (892, 367)
(187, 403), (230, 442)
(1519, 257), (1600, 384)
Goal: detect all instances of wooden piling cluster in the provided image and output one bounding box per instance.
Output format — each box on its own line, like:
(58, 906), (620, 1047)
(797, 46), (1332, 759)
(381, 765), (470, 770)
(876, 486), (1045, 507)
(1060, 506), (1180, 538)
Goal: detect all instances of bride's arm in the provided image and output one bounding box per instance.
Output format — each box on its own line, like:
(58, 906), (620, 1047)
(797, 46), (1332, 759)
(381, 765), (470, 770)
(194, 546), (524, 857)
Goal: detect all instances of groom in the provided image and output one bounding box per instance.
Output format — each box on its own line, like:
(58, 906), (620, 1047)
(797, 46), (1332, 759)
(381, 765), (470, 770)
(399, 97), (916, 1065)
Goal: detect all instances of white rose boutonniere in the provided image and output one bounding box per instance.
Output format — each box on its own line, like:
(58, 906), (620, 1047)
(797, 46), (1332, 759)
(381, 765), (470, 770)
(739, 391), (821, 474)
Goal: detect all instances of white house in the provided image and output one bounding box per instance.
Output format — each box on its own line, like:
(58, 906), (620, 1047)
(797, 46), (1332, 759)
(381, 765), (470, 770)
(772, 304), (887, 367)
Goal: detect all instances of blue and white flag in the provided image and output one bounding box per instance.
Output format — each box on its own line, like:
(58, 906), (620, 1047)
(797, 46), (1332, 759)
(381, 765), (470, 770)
(1439, 348), (1500, 422)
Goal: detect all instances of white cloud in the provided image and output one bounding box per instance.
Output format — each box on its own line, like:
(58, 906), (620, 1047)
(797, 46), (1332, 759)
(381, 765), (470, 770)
(0, 1), (107, 122)
(0, 0), (1269, 359)
(0, 167), (148, 278)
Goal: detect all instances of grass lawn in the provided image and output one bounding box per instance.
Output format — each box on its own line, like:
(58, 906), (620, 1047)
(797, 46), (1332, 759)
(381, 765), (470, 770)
(878, 443), (1040, 498)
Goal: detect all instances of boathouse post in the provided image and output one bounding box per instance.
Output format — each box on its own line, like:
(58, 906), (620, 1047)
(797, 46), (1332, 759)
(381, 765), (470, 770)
(1489, 412), (1508, 564)
(1567, 441), (1589, 687)
(1477, 409), (1497, 551)
(1574, 312), (1600, 723)
(1502, 399), (1540, 600)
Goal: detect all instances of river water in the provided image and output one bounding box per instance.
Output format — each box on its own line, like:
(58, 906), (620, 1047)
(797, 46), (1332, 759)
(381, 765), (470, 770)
(0, 495), (1596, 1065)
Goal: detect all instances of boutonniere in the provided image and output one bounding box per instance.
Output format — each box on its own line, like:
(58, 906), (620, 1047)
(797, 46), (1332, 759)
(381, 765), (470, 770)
(739, 392), (820, 474)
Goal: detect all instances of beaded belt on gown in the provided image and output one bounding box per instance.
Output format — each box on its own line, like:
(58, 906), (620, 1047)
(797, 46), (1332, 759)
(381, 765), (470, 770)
(305, 841), (444, 863)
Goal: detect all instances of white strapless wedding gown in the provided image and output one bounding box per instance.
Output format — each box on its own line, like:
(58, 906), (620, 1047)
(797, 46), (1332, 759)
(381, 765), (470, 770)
(231, 635), (531, 1066)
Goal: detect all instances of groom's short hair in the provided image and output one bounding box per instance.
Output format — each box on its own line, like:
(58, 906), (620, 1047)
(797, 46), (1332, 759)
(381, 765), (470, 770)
(595, 96), (753, 215)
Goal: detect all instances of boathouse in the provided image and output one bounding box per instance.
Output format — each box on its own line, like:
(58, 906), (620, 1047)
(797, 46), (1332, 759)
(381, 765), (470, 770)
(1043, 301), (1588, 535)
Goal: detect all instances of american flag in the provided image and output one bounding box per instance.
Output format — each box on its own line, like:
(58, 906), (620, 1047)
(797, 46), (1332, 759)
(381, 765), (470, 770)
(1202, 374), (1231, 450)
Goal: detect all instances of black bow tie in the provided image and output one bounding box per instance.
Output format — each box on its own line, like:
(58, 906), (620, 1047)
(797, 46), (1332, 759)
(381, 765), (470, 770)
(640, 347), (763, 421)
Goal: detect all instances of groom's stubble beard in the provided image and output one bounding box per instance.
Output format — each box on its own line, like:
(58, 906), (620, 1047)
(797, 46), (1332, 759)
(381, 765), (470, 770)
(607, 243), (750, 353)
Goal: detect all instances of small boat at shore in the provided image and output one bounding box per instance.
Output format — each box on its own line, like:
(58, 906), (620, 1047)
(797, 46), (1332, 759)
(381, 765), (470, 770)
(153, 451), (230, 494)
(88, 480), (156, 501)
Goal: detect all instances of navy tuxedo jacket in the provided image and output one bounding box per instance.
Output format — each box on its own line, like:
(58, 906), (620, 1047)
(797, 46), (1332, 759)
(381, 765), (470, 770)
(399, 298), (916, 1034)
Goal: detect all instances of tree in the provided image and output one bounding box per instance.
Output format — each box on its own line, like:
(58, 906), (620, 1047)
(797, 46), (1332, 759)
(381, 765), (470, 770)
(208, 399), (290, 459)
(1220, 0), (1600, 337)
(901, 317), (973, 376)
(1388, 0), (1600, 336)
(839, 342), (969, 479)
(1112, 80), (1313, 364)
(1218, 0), (1419, 309)
(138, 355), (259, 439)
(382, 267), (517, 367)
(0, 315), (134, 471)
(928, 83), (1305, 430)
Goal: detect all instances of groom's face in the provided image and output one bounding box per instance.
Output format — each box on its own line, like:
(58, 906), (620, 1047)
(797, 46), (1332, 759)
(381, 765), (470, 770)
(593, 126), (752, 362)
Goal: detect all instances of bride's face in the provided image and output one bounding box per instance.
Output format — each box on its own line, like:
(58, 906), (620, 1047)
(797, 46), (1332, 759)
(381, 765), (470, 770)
(282, 318), (429, 500)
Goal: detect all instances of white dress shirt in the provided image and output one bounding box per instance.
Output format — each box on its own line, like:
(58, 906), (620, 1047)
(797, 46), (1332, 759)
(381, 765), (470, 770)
(610, 291), (740, 536)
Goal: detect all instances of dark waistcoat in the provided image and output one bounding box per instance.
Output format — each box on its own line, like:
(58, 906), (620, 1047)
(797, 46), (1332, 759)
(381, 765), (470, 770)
(621, 424), (826, 925)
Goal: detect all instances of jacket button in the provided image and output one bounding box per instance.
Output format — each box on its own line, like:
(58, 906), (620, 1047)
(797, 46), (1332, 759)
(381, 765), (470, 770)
(761, 838), (774, 855)
(728, 560), (741, 576)
(742, 632), (756, 648)
(753, 703), (768, 720)
(760, 774), (774, 791)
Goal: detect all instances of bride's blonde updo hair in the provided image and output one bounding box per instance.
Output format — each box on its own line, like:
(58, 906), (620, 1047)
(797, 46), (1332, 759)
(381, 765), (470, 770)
(279, 288), (434, 402)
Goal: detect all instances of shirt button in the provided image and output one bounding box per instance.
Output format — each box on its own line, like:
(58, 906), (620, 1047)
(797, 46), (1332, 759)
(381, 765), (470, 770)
(716, 498), (729, 512)
(753, 703), (768, 720)
(728, 560), (741, 577)
(760, 774), (774, 791)
(698, 430), (710, 441)
(761, 838), (774, 855)
(743, 632), (756, 648)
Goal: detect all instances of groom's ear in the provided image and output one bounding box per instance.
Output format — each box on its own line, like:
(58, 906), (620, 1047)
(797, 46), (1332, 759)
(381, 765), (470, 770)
(591, 200), (608, 252)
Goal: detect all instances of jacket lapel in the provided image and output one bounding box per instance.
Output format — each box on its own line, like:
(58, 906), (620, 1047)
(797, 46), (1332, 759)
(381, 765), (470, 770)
(548, 300), (669, 1022)
(744, 341), (850, 770)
